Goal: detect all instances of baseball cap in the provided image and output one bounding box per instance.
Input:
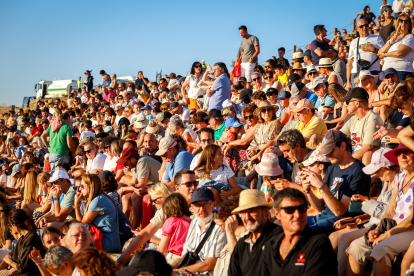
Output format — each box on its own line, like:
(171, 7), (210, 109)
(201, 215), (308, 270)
(287, 73), (301, 87)
(232, 82), (245, 91)
(222, 99), (233, 108)
(304, 49), (312, 56)
(265, 88), (278, 95)
(10, 164), (21, 177)
(339, 87), (369, 103)
(80, 136), (95, 145)
(362, 148), (396, 175)
(309, 76), (328, 90)
(47, 170), (70, 183)
(276, 91), (292, 100)
(319, 130), (348, 155)
(142, 105), (152, 110)
(359, 70), (379, 86)
(204, 109), (222, 120)
(155, 136), (177, 156)
(117, 148), (139, 165)
(170, 102), (179, 112)
(157, 111), (172, 123)
(116, 250), (172, 276)
(291, 99), (315, 113)
(225, 117), (243, 128)
(104, 126), (114, 133)
(290, 82), (306, 96)
(383, 68), (398, 78)
(190, 187), (215, 204)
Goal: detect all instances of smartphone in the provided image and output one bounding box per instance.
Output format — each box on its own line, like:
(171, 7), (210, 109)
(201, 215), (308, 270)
(298, 163), (305, 171)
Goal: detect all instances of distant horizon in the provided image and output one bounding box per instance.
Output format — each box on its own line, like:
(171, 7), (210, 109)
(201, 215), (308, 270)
(0, 0), (382, 106)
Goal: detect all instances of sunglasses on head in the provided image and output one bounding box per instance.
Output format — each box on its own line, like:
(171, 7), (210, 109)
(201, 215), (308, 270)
(399, 19), (410, 24)
(179, 181), (198, 188)
(280, 204), (307, 214)
(244, 114), (254, 120)
(84, 149), (93, 154)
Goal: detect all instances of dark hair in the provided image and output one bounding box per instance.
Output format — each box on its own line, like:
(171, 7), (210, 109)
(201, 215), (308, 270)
(273, 188), (308, 210)
(8, 209), (36, 233)
(278, 47), (286, 53)
(238, 25), (247, 31)
(163, 193), (192, 220)
(192, 111), (209, 124)
(102, 175), (118, 194)
(266, 59), (277, 68)
(214, 62), (230, 78)
(124, 140), (137, 149)
(335, 137), (351, 152)
(174, 169), (195, 186)
(364, 5), (370, 12)
(214, 196), (242, 225)
(60, 113), (70, 121)
(190, 61), (202, 75)
(277, 129), (306, 149)
(170, 133), (187, 151)
(314, 25), (325, 36)
(199, 127), (214, 138)
(57, 163), (71, 172)
(84, 120), (92, 129)
(274, 64), (285, 71)
(42, 227), (61, 241)
(251, 91), (266, 101)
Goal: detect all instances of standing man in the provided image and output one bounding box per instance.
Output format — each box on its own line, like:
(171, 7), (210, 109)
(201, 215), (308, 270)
(311, 25), (335, 66)
(346, 19), (384, 90)
(41, 113), (75, 173)
(228, 189), (280, 276)
(238, 25), (260, 83)
(262, 188), (338, 275)
(135, 71), (149, 91)
(206, 63), (231, 111)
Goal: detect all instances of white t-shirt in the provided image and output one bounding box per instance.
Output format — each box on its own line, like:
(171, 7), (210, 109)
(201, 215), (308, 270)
(86, 152), (106, 173)
(186, 75), (205, 99)
(252, 82), (269, 93)
(393, 0), (406, 13)
(79, 131), (95, 141)
(349, 34), (385, 73)
(328, 71), (344, 86)
(383, 34), (414, 72)
(103, 156), (119, 172)
(196, 164), (235, 186)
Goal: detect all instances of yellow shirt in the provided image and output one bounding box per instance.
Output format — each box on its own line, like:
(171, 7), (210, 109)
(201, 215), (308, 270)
(295, 115), (328, 147)
(277, 73), (288, 86)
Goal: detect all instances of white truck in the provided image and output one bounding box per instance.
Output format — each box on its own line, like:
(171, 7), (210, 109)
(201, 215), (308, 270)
(35, 79), (77, 99)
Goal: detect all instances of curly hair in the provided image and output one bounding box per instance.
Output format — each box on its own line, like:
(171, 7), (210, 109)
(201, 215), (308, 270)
(163, 193), (192, 221)
(71, 247), (116, 276)
(192, 111), (209, 124)
(241, 103), (257, 115)
(214, 196), (242, 225)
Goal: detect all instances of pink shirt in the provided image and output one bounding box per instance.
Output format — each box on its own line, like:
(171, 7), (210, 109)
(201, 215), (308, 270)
(103, 91), (117, 102)
(162, 216), (191, 256)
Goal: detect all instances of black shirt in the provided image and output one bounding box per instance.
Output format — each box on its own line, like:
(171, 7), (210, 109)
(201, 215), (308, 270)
(262, 227), (338, 276)
(276, 57), (290, 68)
(228, 221), (281, 276)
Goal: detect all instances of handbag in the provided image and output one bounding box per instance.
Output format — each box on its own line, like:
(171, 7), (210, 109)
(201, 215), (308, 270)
(333, 213), (371, 230)
(363, 218), (397, 247)
(177, 221), (216, 268)
(348, 201), (364, 214)
(356, 37), (379, 72)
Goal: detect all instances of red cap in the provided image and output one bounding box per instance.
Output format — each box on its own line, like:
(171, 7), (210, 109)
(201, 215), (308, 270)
(117, 148), (138, 165)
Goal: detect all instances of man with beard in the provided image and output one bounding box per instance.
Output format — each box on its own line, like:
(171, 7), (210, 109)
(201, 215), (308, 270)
(371, 68), (403, 123)
(172, 187), (226, 275)
(228, 189), (281, 276)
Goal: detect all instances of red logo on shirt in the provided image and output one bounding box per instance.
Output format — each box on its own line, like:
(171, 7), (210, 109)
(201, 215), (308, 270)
(297, 253), (306, 263)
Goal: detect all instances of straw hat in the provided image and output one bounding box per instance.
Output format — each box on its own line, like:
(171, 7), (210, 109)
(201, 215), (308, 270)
(292, 62), (306, 71)
(305, 64), (318, 80)
(232, 189), (274, 214)
(318, 58), (333, 68)
(146, 119), (159, 134)
(292, 52), (304, 59)
(253, 100), (279, 116)
(255, 153), (283, 177)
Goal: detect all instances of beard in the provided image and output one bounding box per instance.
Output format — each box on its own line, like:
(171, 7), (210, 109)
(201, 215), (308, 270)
(195, 212), (213, 224)
(244, 219), (260, 232)
(387, 83), (397, 90)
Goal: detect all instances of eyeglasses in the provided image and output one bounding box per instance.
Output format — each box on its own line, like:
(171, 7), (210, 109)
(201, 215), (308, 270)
(179, 181), (198, 188)
(280, 204), (307, 214)
(346, 99), (359, 105)
(252, 77), (260, 82)
(399, 19), (410, 24)
(309, 72), (318, 76)
(244, 114), (254, 120)
(150, 197), (164, 204)
(358, 24), (369, 29)
(396, 150), (414, 157)
(96, 139), (102, 143)
(84, 149), (93, 154)
(201, 138), (213, 143)
(261, 108), (273, 113)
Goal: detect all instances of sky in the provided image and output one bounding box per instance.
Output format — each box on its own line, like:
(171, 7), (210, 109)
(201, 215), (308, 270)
(0, 0), (384, 106)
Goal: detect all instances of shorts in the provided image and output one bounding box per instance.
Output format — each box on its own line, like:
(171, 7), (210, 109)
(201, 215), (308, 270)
(241, 62), (256, 82)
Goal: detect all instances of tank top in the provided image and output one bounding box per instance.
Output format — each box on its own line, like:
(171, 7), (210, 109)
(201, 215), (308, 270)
(328, 71), (344, 86)
(379, 19), (395, 43)
(394, 171), (414, 222)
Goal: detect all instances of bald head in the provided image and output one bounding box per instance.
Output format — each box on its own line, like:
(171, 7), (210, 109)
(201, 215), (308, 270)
(144, 133), (158, 152)
(356, 19), (369, 37)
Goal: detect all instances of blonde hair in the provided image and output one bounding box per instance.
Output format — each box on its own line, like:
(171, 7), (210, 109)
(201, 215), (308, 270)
(148, 183), (174, 198)
(22, 171), (39, 208)
(111, 140), (124, 157)
(37, 172), (51, 185)
(81, 174), (104, 211)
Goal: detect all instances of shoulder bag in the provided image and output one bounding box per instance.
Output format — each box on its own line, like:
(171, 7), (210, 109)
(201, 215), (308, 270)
(356, 37), (379, 72)
(178, 221), (216, 268)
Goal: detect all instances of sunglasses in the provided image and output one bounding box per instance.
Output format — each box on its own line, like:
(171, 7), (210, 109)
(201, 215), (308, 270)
(396, 150), (414, 157)
(52, 178), (63, 185)
(179, 181), (198, 188)
(201, 138), (213, 143)
(399, 19), (410, 24)
(280, 204), (307, 214)
(261, 108), (273, 113)
(252, 77), (260, 82)
(96, 139), (102, 142)
(358, 24), (369, 29)
(223, 113), (230, 117)
(105, 145), (111, 149)
(84, 149), (93, 154)
(244, 114), (254, 120)
(161, 108), (168, 111)
(263, 76), (272, 79)
(384, 9), (392, 12)
(309, 72), (318, 76)
(345, 99), (358, 105)
(194, 65), (201, 68)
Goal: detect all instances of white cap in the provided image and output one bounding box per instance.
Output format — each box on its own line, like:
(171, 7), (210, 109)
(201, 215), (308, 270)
(359, 70), (379, 87)
(222, 99), (233, 108)
(47, 170), (70, 183)
(362, 148), (396, 175)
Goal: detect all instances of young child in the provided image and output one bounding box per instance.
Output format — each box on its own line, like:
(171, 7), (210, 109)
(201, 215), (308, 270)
(72, 146), (85, 170)
(217, 117), (243, 146)
(43, 153), (51, 172)
(142, 105), (154, 120)
(255, 152), (284, 203)
(158, 193), (192, 264)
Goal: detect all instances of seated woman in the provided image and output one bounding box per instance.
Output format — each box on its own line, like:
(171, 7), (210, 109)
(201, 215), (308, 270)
(74, 174), (121, 253)
(325, 83), (352, 129)
(21, 171), (40, 217)
(345, 144), (414, 276)
(0, 209), (46, 276)
(194, 144), (239, 204)
(168, 117), (199, 153)
(72, 247), (116, 276)
(102, 138), (119, 172)
(157, 193), (192, 264)
(32, 172), (52, 222)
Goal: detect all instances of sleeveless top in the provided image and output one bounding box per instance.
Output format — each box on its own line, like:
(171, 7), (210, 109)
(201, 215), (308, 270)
(361, 12), (375, 24)
(379, 19), (395, 44)
(328, 71), (344, 86)
(394, 170), (414, 223)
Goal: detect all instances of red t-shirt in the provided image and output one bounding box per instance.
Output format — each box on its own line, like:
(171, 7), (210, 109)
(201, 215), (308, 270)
(31, 125), (43, 136)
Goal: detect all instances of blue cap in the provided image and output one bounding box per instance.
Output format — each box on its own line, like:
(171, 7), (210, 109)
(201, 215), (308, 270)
(104, 126), (114, 133)
(142, 105), (152, 110)
(225, 117), (238, 128)
(383, 68), (398, 78)
(276, 90), (292, 100)
(190, 187), (215, 204)
(304, 49), (312, 56)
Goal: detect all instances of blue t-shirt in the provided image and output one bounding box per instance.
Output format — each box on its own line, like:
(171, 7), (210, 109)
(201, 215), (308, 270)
(163, 149), (194, 181)
(15, 145), (27, 158)
(310, 38), (332, 66)
(305, 91), (318, 105)
(236, 103), (246, 118)
(209, 74), (231, 111)
(88, 194), (121, 253)
(315, 93), (336, 120)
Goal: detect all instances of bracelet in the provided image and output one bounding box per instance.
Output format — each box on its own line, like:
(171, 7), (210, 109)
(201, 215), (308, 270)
(318, 183), (327, 190)
(73, 204), (80, 209)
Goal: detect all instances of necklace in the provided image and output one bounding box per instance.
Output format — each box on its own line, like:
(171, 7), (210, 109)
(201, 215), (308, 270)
(395, 173), (414, 208)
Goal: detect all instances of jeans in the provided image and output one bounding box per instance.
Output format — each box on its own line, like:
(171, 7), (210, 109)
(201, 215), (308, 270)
(396, 70), (411, 80)
(307, 209), (344, 235)
(49, 153), (68, 174)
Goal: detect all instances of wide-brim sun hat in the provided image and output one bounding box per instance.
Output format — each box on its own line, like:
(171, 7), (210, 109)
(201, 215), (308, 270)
(305, 65), (318, 80)
(363, 148), (396, 175)
(232, 189), (273, 214)
(384, 143), (411, 165)
(253, 100), (279, 116)
(255, 153), (283, 177)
